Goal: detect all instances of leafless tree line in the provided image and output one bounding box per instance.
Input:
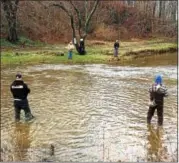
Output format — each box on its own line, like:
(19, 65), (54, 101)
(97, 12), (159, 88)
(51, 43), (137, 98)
(1, 1), (177, 43)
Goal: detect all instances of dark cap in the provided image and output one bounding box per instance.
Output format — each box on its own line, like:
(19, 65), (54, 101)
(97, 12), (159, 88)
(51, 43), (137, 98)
(16, 73), (22, 79)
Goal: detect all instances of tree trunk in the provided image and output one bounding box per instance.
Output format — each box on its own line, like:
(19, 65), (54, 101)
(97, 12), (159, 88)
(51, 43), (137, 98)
(7, 16), (18, 42)
(159, 0), (162, 18)
(2, 0), (19, 43)
(171, 1), (177, 22)
(161, 1), (165, 22)
(159, 1), (165, 22)
(151, 1), (156, 34)
(152, 1), (156, 18)
(73, 38), (79, 52)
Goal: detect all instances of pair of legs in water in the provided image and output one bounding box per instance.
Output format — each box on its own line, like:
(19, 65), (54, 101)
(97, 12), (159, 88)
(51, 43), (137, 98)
(14, 99), (34, 121)
(147, 104), (163, 126)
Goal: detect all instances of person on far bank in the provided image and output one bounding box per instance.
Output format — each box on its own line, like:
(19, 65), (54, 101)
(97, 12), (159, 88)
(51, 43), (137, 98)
(10, 73), (34, 122)
(67, 41), (75, 59)
(147, 75), (168, 126)
(79, 38), (85, 55)
(114, 40), (120, 57)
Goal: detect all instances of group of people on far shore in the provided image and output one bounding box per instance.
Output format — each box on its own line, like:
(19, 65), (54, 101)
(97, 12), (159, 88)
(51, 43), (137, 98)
(66, 39), (120, 60)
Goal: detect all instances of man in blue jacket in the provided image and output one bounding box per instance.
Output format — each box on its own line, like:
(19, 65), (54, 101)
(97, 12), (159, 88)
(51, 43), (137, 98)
(147, 75), (168, 126)
(10, 73), (34, 121)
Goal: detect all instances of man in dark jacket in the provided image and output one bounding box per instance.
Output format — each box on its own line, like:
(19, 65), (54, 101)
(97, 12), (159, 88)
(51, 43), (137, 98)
(10, 73), (34, 121)
(114, 40), (120, 57)
(79, 38), (85, 55)
(147, 75), (168, 126)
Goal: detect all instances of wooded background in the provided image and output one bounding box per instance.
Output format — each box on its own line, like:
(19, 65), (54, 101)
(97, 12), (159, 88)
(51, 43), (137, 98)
(1, 1), (178, 43)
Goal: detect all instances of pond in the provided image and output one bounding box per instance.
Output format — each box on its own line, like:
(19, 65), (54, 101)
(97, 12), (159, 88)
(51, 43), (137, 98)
(1, 63), (177, 162)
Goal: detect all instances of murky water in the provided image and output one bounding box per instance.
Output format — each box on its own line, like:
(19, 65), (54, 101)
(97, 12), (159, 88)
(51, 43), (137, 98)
(1, 63), (177, 162)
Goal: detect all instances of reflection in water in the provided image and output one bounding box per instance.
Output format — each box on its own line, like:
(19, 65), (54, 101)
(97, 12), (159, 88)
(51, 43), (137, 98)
(13, 122), (31, 161)
(147, 125), (168, 162)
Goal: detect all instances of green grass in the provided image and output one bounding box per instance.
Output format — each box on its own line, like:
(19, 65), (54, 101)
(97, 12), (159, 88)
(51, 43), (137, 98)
(1, 51), (109, 66)
(1, 38), (177, 67)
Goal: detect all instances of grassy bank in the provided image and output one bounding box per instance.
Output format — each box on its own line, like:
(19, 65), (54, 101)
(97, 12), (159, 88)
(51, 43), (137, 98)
(1, 38), (177, 67)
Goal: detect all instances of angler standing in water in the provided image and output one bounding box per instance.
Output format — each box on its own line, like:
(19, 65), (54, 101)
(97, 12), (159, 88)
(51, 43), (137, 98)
(147, 75), (168, 126)
(10, 73), (34, 122)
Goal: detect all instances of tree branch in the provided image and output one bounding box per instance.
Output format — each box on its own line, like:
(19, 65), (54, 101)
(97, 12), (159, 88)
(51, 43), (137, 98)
(84, 0), (100, 38)
(52, 3), (71, 17)
(69, 1), (82, 38)
(85, 0), (88, 21)
(52, 3), (76, 41)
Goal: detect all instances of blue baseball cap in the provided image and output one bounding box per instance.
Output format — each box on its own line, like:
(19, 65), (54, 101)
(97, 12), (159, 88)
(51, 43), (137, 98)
(155, 75), (162, 84)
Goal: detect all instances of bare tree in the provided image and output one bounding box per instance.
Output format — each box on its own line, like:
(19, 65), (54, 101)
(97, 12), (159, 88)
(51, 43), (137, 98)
(171, 1), (177, 22)
(1, 0), (19, 43)
(159, 0), (166, 21)
(51, 0), (100, 55)
(1, 0), (176, 44)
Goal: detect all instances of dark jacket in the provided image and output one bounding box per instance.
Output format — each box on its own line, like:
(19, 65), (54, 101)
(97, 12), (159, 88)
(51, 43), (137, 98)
(10, 80), (30, 100)
(149, 84), (168, 105)
(114, 42), (119, 49)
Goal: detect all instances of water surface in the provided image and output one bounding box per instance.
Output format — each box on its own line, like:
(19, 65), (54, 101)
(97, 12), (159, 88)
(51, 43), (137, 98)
(1, 63), (177, 162)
